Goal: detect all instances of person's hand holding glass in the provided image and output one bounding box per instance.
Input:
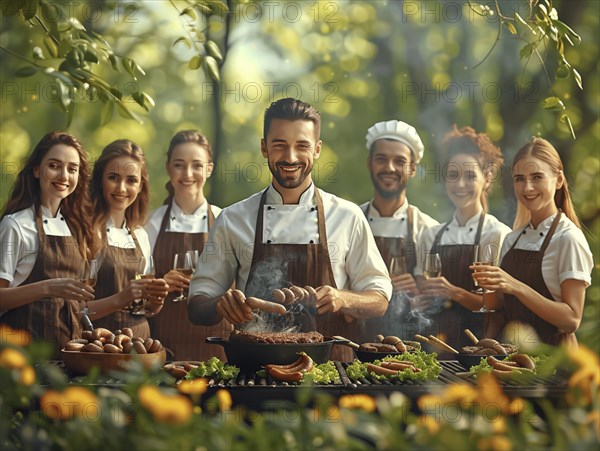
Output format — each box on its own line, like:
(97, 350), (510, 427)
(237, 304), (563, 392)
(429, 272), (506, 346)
(388, 255), (419, 296)
(470, 243), (498, 313)
(79, 258), (99, 315)
(172, 252), (194, 302)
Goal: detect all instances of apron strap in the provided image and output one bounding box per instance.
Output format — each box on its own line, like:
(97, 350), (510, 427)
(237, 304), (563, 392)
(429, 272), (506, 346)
(540, 211), (562, 254)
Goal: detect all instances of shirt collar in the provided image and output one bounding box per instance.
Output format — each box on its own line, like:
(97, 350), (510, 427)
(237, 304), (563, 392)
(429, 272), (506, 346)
(40, 205), (62, 219)
(450, 210), (483, 228)
(528, 213), (557, 231)
(106, 217), (127, 230)
(171, 199), (208, 218)
(367, 199), (409, 219)
(266, 183), (315, 205)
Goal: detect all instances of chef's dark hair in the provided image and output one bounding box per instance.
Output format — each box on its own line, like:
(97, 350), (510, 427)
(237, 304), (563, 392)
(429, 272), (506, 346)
(512, 137), (580, 229)
(441, 125), (503, 213)
(263, 98), (321, 140)
(163, 130), (212, 204)
(1, 131), (93, 259)
(90, 139), (149, 247)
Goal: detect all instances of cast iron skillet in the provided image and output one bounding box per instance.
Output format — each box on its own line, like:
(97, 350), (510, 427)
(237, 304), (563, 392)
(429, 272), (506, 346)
(206, 336), (348, 372)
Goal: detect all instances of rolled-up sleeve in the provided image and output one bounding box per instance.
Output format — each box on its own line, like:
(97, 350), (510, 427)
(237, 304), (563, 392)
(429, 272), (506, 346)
(344, 213), (392, 300)
(189, 211), (238, 299)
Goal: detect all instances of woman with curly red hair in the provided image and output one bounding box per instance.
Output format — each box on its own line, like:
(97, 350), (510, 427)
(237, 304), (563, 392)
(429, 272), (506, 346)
(416, 126), (511, 353)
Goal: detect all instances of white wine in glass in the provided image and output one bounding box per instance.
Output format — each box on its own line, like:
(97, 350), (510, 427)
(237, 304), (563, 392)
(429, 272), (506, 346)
(423, 253), (442, 279)
(173, 252), (193, 302)
(79, 259), (100, 316)
(471, 243), (497, 312)
(131, 256), (155, 315)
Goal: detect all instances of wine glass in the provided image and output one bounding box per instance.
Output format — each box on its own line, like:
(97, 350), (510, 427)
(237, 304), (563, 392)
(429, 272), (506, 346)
(173, 252), (193, 302)
(131, 255), (155, 315)
(186, 250), (199, 271)
(471, 243), (497, 313)
(389, 256), (406, 277)
(79, 259), (99, 316)
(423, 252), (442, 279)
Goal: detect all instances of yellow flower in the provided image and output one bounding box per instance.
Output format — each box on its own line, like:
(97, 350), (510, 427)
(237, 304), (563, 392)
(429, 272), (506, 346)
(0, 348), (28, 369)
(506, 398), (525, 415)
(41, 390), (65, 420)
(63, 387), (99, 419)
(154, 395), (193, 424)
(0, 325), (31, 347)
(178, 378), (208, 396)
(20, 365), (36, 385)
(138, 385), (193, 424)
(476, 373), (511, 416)
(417, 415), (441, 434)
(477, 435), (512, 451)
(417, 394), (442, 412)
(216, 389), (232, 411)
(490, 416), (507, 434)
(567, 346), (600, 406)
(338, 394), (377, 412)
(442, 383), (478, 406)
(138, 385), (163, 410)
(40, 387), (99, 420)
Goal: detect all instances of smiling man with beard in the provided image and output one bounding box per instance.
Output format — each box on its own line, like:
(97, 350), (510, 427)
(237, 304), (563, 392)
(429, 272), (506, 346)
(188, 98), (392, 361)
(358, 120), (439, 341)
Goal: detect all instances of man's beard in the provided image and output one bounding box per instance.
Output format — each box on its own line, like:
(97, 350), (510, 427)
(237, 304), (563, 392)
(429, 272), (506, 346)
(270, 161), (313, 189)
(370, 171), (406, 200)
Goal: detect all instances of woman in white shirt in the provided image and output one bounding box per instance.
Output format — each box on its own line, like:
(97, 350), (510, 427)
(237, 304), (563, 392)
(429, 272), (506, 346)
(145, 130), (228, 360)
(86, 140), (168, 339)
(418, 126), (511, 353)
(0, 131), (95, 350)
(473, 138), (593, 347)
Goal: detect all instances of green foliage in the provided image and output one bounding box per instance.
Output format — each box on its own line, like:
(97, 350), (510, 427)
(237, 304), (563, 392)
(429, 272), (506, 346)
(0, 0), (154, 125)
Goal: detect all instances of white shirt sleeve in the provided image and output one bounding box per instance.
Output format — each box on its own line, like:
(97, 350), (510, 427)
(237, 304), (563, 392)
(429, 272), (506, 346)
(145, 206), (167, 254)
(189, 210), (238, 299)
(0, 210), (38, 287)
(343, 211), (392, 299)
(557, 228), (594, 286)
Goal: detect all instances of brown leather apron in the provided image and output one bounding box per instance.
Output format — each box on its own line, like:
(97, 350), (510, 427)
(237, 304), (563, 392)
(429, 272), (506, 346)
(493, 212), (576, 347)
(245, 188), (354, 361)
(0, 208), (82, 354)
(149, 202), (231, 361)
(359, 204), (417, 341)
(93, 227), (150, 339)
(428, 213), (486, 355)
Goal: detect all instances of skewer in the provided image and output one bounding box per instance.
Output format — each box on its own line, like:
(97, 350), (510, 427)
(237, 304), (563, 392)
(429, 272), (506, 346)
(464, 329), (479, 345)
(414, 334), (431, 344)
(428, 335), (459, 355)
(332, 336), (360, 350)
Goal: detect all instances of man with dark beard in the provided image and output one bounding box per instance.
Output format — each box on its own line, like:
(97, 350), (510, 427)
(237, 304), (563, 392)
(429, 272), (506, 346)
(188, 98), (391, 361)
(358, 120), (438, 340)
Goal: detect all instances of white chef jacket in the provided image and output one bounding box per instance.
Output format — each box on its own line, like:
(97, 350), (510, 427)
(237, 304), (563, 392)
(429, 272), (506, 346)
(500, 213), (593, 303)
(416, 211), (512, 275)
(105, 218), (152, 273)
(189, 184), (392, 300)
(145, 200), (222, 253)
(360, 199), (439, 241)
(0, 206), (73, 287)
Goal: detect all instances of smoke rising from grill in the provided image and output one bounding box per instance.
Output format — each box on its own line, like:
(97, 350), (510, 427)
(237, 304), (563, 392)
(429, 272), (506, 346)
(242, 257), (314, 334)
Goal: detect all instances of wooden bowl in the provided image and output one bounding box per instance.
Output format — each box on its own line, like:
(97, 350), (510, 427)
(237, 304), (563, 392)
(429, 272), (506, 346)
(61, 349), (166, 375)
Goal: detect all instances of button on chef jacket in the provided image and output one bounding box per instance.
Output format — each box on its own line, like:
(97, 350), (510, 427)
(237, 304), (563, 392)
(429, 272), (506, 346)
(360, 199), (438, 240)
(0, 206), (73, 287)
(189, 183), (392, 300)
(499, 213), (593, 303)
(145, 200), (222, 253)
(416, 211), (511, 275)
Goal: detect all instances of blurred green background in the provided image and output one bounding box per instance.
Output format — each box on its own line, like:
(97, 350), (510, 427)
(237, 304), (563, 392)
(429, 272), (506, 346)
(1, 1), (598, 347)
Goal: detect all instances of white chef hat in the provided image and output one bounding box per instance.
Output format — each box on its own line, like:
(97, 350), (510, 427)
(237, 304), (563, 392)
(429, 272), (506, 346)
(365, 120), (425, 163)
